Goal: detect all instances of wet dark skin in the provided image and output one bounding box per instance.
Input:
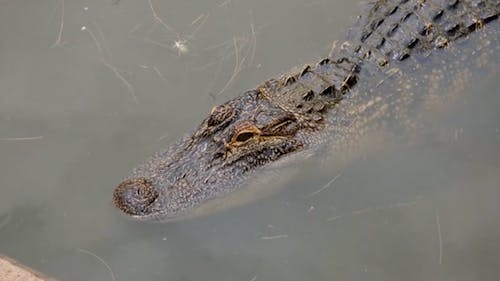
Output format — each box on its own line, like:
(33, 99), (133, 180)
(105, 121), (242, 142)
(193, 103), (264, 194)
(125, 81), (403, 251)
(114, 0), (499, 221)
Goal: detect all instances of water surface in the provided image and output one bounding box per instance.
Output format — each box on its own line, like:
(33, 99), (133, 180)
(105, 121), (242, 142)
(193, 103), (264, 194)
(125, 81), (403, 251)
(0, 0), (499, 280)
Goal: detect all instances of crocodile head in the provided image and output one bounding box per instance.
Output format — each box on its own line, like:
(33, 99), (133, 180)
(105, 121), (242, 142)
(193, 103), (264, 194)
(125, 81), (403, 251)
(113, 89), (316, 221)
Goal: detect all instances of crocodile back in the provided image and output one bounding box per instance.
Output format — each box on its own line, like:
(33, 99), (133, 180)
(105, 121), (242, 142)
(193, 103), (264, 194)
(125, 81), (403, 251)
(345, 0), (499, 65)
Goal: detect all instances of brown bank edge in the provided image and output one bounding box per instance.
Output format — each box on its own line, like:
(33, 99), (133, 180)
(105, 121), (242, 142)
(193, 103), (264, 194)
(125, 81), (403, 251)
(0, 254), (56, 281)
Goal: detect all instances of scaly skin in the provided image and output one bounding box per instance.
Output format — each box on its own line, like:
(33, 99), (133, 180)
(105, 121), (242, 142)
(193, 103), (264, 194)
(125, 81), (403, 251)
(113, 0), (499, 221)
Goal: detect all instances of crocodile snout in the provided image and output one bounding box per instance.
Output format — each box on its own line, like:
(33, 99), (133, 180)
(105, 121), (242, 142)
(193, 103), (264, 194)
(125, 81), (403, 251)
(113, 177), (159, 216)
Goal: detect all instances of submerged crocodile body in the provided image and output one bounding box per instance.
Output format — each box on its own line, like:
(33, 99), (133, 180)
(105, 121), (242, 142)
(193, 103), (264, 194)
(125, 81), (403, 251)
(113, 0), (499, 221)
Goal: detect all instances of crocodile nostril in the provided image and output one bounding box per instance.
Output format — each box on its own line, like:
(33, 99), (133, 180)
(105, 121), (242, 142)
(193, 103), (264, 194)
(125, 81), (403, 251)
(113, 177), (159, 216)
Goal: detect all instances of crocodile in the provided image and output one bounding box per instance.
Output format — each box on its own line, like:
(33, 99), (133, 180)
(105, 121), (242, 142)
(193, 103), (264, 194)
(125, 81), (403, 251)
(113, 0), (499, 221)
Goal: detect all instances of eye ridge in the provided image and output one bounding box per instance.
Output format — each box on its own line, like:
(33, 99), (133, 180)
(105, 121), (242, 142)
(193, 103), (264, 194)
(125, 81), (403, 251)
(207, 104), (234, 127)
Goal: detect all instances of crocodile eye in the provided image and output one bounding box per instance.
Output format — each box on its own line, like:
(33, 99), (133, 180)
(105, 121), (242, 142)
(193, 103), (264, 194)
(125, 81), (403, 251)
(230, 126), (261, 146)
(235, 131), (255, 142)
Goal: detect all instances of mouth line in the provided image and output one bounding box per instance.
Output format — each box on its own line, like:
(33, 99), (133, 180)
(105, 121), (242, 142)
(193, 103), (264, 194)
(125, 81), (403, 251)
(112, 133), (304, 220)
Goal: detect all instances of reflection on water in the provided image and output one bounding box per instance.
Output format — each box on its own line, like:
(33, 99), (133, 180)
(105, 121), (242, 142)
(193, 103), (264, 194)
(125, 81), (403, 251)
(0, 0), (498, 280)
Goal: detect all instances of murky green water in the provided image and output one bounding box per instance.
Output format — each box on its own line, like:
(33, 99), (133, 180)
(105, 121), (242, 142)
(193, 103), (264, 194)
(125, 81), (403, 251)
(1, 0), (499, 280)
